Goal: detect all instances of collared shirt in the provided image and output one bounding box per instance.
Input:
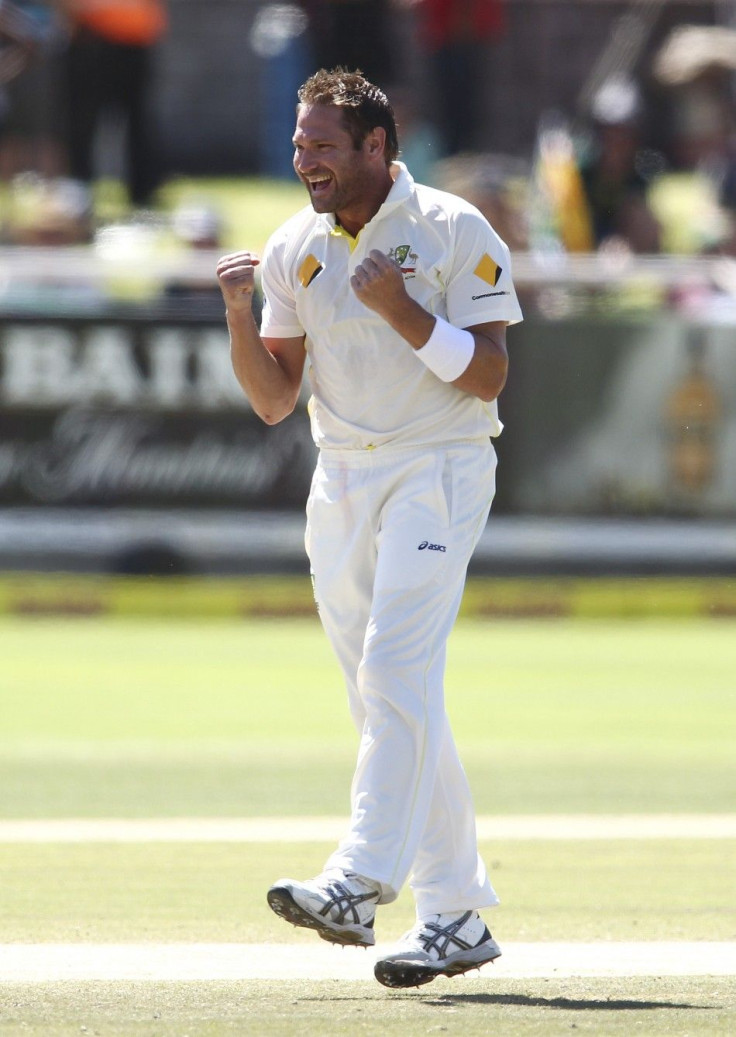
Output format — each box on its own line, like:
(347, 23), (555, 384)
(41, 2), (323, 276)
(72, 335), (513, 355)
(260, 162), (522, 452)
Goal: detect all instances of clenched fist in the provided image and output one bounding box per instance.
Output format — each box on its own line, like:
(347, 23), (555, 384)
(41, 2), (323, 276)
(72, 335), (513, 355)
(350, 249), (408, 317)
(216, 251), (261, 314)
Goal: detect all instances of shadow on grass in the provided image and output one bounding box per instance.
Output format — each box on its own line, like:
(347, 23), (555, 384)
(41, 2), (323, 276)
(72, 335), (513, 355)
(413, 993), (713, 1011)
(303, 993), (712, 1012)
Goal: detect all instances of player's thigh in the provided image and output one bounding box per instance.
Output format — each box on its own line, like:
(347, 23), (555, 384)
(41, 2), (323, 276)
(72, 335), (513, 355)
(305, 459), (375, 625)
(374, 442), (496, 596)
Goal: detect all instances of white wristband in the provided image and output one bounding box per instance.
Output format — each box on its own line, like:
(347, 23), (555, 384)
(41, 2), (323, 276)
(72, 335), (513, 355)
(416, 317), (475, 382)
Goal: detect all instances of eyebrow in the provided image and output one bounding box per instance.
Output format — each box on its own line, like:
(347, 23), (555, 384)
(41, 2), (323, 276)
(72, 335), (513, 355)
(292, 134), (334, 148)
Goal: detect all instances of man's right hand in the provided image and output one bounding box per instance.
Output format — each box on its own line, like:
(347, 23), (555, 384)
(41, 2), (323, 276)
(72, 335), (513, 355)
(216, 251), (261, 314)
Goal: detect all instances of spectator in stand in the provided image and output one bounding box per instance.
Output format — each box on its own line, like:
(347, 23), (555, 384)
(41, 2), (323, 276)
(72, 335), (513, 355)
(410, 0), (507, 157)
(1, 175), (105, 313)
(653, 25), (736, 256)
(8, 173), (92, 244)
(57, 0), (167, 207)
(578, 76), (661, 254)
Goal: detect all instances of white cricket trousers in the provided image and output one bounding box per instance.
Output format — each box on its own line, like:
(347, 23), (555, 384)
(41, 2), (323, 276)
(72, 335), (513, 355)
(305, 438), (500, 918)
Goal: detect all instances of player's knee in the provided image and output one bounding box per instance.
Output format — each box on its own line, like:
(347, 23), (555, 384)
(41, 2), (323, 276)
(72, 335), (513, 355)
(359, 657), (438, 726)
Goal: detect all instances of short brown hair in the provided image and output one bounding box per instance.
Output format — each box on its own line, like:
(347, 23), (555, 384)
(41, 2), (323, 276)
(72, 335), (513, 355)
(297, 68), (399, 165)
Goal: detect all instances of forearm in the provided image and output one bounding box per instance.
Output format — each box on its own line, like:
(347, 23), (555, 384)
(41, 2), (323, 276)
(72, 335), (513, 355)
(451, 329), (508, 402)
(378, 298), (508, 403)
(218, 249), (303, 425)
(376, 293), (436, 350)
(227, 309), (300, 425)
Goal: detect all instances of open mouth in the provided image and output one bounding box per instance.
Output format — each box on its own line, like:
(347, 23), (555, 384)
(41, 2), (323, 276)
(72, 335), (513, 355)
(307, 175), (332, 196)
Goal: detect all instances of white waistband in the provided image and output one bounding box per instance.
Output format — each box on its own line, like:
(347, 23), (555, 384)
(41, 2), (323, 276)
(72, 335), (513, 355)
(317, 437), (492, 469)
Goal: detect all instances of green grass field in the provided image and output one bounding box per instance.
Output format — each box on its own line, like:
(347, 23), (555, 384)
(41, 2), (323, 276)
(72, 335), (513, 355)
(2, 616), (734, 818)
(0, 614), (734, 1035)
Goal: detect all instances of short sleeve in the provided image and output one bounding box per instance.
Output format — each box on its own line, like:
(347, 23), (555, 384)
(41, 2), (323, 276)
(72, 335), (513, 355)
(259, 231), (305, 339)
(444, 209), (523, 330)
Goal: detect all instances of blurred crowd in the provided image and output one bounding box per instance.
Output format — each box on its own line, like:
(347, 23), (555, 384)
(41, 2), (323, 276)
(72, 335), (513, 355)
(2, 2), (736, 321)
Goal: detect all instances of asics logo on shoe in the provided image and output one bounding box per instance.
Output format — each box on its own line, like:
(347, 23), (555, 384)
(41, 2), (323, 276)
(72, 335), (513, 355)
(414, 911), (479, 957)
(266, 872), (379, 948)
(418, 541), (446, 552)
(317, 878), (378, 926)
(374, 911), (501, 988)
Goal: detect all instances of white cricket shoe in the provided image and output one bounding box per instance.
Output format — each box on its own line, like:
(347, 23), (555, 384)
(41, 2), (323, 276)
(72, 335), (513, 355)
(374, 910), (501, 987)
(267, 870), (380, 947)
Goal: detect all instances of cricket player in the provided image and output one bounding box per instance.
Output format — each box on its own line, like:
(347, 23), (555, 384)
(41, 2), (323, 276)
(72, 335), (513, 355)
(217, 68), (522, 988)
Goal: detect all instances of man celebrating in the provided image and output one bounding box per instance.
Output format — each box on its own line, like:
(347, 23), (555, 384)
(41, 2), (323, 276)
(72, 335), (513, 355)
(217, 68), (522, 989)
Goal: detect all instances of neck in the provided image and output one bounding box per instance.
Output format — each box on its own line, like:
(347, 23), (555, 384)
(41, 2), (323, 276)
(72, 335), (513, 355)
(336, 165), (395, 238)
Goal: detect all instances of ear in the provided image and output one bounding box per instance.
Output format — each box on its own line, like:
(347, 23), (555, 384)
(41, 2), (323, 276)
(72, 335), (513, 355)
(365, 126), (387, 160)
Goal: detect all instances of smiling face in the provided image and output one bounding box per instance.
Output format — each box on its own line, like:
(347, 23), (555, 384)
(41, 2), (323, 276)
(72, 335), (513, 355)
(292, 103), (393, 237)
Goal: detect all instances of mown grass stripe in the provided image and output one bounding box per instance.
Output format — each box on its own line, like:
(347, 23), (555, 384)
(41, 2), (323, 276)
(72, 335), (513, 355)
(1, 942), (734, 981)
(0, 815), (734, 843)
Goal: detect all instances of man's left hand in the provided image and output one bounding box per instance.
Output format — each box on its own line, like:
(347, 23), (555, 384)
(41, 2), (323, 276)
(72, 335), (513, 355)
(350, 249), (407, 317)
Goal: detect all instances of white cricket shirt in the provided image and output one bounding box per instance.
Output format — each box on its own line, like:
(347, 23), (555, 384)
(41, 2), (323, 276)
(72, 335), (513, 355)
(260, 162), (523, 451)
